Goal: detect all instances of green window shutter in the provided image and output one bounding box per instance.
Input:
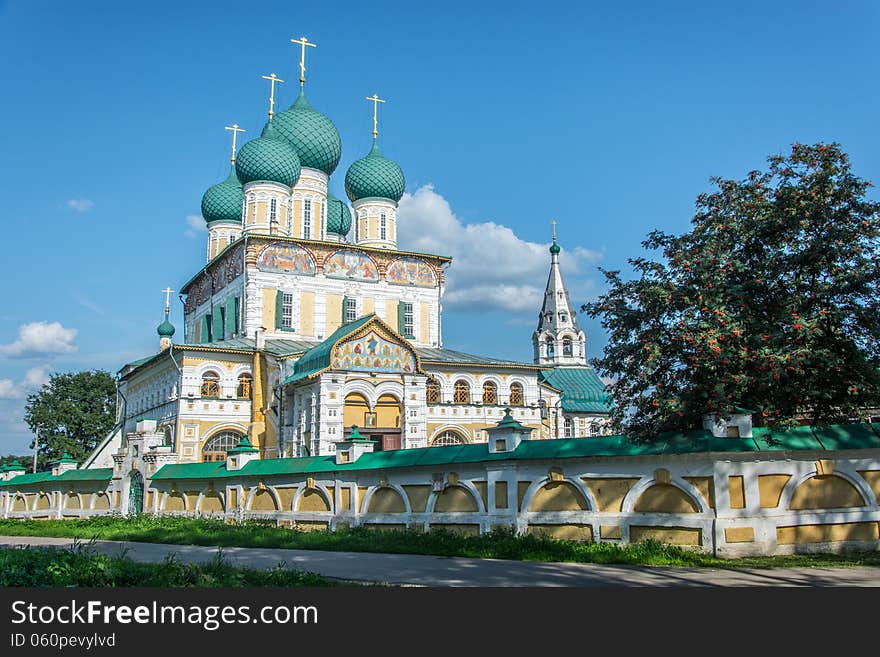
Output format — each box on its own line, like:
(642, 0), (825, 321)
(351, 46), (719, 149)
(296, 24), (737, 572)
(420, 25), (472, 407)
(342, 295), (350, 324)
(233, 297), (240, 334)
(201, 315), (210, 343)
(275, 289), (285, 329)
(213, 310), (224, 341)
(397, 302), (406, 335)
(226, 299), (236, 336)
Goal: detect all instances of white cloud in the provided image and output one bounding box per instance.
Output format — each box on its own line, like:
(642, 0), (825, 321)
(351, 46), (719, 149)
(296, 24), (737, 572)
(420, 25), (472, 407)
(67, 199), (94, 213)
(0, 322), (78, 358)
(185, 214), (207, 238)
(397, 185), (602, 313)
(0, 366), (50, 400)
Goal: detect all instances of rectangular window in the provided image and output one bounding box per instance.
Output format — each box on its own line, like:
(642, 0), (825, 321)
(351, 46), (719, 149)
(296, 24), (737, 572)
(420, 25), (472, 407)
(403, 302), (414, 338)
(233, 297), (240, 334)
(344, 297), (357, 323)
(303, 199), (312, 238)
(287, 204), (292, 233)
(269, 198), (277, 227)
(320, 202), (326, 238)
(219, 307), (226, 340)
(205, 313), (213, 342)
(282, 292), (294, 329)
(380, 213), (387, 241)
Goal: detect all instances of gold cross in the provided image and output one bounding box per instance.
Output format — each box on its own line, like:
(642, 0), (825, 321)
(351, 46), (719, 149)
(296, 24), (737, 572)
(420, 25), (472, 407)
(290, 36), (316, 87)
(261, 73), (285, 118)
(224, 123), (245, 163)
(551, 220), (557, 241)
(366, 93), (386, 138)
(161, 287), (175, 313)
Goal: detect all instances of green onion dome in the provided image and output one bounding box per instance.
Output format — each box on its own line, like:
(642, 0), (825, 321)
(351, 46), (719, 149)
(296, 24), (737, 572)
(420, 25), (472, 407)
(326, 193), (352, 236)
(344, 139), (405, 203)
(235, 120), (301, 187)
(272, 92), (342, 175)
(549, 240), (561, 255)
(157, 317), (175, 338)
(201, 165), (244, 225)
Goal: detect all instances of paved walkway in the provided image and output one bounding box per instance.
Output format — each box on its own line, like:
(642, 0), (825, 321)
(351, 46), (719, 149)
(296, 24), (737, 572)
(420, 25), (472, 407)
(2, 535), (878, 587)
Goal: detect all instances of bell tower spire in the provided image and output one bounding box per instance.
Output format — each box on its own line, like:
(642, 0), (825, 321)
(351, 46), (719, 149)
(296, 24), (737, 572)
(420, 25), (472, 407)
(533, 224), (586, 366)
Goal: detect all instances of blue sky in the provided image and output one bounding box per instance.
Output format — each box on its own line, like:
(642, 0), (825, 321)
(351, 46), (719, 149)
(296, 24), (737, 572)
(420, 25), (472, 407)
(1, 0), (878, 453)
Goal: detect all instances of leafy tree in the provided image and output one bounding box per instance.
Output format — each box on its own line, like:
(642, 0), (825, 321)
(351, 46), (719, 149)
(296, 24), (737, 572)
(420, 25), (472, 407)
(585, 143), (880, 438)
(23, 370), (117, 463)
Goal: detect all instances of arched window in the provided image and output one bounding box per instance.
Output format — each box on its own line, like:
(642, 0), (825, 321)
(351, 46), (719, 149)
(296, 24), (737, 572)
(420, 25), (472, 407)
(426, 378), (440, 404)
(509, 382), (524, 406)
(202, 430), (243, 462)
(200, 371), (220, 398)
(563, 416), (573, 438)
(431, 431), (467, 447)
(562, 337), (573, 357)
(482, 381), (497, 405)
(453, 380), (470, 404)
(237, 373), (253, 399)
(546, 338), (555, 358)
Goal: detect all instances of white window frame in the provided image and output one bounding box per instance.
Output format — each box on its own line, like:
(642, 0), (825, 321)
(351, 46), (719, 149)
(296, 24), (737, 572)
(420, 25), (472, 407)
(281, 292), (294, 329)
(380, 213), (387, 241)
(303, 198), (312, 239)
(403, 302), (414, 338)
(344, 297), (357, 323)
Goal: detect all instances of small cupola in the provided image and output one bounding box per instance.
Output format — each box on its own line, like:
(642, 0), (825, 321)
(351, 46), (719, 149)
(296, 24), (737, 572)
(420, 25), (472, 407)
(487, 408), (532, 453)
(226, 436), (260, 471)
(0, 459), (27, 481)
(335, 425), (376, 465)
(50, 453), (78, 476)
(703, 408), (754, 438)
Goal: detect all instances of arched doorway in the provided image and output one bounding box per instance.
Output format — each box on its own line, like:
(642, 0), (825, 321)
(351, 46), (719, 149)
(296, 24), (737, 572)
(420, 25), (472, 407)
(128, 470), (144, 515)
(343, 391), (403, 451)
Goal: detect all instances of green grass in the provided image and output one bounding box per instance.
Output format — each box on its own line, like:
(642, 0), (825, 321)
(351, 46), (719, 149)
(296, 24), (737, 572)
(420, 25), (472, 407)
(0, 542), (336, 587)
(0, 516), (878, 569)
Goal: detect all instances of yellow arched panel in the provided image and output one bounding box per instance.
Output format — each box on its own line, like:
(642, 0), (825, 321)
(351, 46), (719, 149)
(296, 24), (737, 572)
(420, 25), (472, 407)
(93, 493), (111, 510)
(64, 494), (81, 510)
(343, 393), (370, 428)
(529, 482), (589, 512)
(789, 476), (865, 510)
(12, 495), (27, 512)
(35, 494), (51, 511)
(251, 489), (278, 511)
(633, 484), (699, 513)
(375, 394), (401, 428)
(201, 493), (224, 513)
(164, 492), (185, 512)
(434, 486), (478, 513)
(298, 489), (331, 512)
(367, 488), (406, 513)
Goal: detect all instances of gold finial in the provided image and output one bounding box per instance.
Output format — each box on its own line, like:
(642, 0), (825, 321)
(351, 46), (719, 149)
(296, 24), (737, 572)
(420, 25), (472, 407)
(365, 93), (386, 138)
(161, 287), (175, 315)
(551, 220), (557, 241)
(290, 36), (317, 87)
(261, 73), (285, 119)
(224, 123), (245, 163)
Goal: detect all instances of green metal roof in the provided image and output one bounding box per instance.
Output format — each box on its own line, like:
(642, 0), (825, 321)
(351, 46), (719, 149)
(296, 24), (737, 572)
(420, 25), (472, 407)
(201, 165), (244, 225)
(148, 422), (880, 483)
(540, 367), (612, 413)
(235, 122), (301, 187)
(283, 315), (376, 384)
(272, 91), (342, 175)
(0, 468), (112, 489)
(345, 138), (405, 203)
(417, 347), (534, 368)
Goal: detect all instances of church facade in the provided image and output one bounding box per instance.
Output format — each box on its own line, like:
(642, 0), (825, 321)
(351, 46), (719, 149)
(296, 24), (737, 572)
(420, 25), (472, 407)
(84, 54), (611, 471)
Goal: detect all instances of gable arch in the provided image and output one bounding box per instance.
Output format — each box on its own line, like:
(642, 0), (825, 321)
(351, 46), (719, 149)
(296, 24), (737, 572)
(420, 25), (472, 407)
(781, 470), (874, 510)
(362, 484), (411, 514)
(429, 425), (471, 446)
(622, 477), (709, 514)
(522, 477), (595, 512)
(246, 486), (281, 512)
(427, 482), (485, 514)
(293, 484), (334, 513)
(194, 361), (233, 379)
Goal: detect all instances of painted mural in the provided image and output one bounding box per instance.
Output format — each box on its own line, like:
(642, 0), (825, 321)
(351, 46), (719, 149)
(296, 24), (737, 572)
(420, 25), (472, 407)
(257, 243), (316, 275)
(331, 331), (415, 373)
(324, 249), (379, 282)
(386, 257), (437, 287)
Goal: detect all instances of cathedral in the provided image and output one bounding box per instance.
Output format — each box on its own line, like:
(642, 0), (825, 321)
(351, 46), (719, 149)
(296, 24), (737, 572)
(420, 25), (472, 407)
(85, 39), (611, 470)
